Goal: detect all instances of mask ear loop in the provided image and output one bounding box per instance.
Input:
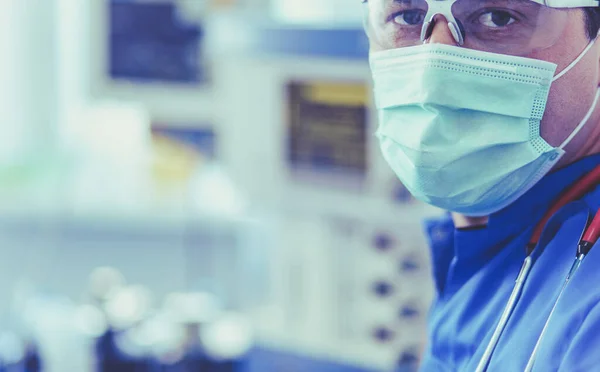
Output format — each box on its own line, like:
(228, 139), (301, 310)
(557, 31), (600, 149)
(553, 31), (600, 82)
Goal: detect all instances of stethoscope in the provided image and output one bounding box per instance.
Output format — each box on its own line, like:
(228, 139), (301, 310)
(475, 165), (600, 372)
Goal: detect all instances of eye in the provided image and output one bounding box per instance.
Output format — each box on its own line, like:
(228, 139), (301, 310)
(393, 10), (426, 26)
(478, 10), (516, 28)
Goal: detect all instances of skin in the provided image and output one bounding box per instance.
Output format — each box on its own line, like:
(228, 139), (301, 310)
(364, 3), (600, 228)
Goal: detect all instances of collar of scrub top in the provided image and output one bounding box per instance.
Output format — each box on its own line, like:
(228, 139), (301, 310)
(462, 155), (600, 263)
(424, 154), (600, 296)
(419, 0), (600, 45)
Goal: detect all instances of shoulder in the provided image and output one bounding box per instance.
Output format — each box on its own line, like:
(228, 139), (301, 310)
(555, 189), (600, 370)
(557, 299), (600, 372)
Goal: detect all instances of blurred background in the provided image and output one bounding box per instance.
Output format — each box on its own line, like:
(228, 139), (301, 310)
(0, 0), (444, 371)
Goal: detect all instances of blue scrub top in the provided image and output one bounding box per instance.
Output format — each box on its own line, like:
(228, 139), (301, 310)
(420, 154), (600, 372)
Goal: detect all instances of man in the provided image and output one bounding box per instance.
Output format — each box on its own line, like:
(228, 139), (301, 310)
(363, 1), (600, 371)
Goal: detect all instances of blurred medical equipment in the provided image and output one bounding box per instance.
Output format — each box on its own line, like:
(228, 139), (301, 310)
(0, 90), (268, 372)
(0, 0), (441, 371)
(272, 0), (363, 23)
(1, 268), (254, 372)
(205, 9), (441, 371)
(0, 0), (59, 165)
(86, 4), (436, 370)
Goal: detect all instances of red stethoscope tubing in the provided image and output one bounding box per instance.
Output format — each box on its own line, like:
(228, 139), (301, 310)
(583, 207), (600, 244)
(528, 165), (600, 253)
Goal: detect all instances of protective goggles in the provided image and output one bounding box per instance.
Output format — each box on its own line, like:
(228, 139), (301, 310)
(363, 0), (600, 56)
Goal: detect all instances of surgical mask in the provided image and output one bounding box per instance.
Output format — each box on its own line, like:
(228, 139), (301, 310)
(372, 41), (600, 216)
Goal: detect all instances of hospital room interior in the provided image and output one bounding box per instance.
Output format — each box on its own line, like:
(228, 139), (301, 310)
(0, 0), (444, 371)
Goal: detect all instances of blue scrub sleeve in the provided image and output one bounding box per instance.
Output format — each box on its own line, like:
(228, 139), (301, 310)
(558, 301), (600, 372)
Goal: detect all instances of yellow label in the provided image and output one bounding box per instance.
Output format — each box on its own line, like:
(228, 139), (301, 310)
(302, 82), (368, 106)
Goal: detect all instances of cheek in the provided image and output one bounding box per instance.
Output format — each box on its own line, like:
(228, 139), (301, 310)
(525, 11), (597, 148)
(541, 63), (598, 148)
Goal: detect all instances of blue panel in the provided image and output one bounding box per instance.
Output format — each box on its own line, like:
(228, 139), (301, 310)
(254, 28), (368, 60)
(109, 0), (204, 83)
(206, 14), (369, 60)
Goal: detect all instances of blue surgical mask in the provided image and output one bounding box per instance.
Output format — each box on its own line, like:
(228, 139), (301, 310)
(371, 42), (600, 216)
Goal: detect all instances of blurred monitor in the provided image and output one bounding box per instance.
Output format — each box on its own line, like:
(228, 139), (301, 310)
(109, 0), (206, 84)
(287, 80), (368, 187)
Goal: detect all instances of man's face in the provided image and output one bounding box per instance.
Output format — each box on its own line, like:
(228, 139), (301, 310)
(364, 1), (600, 166)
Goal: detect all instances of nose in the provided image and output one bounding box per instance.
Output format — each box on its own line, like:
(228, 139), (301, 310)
(424, 14), (459, 46)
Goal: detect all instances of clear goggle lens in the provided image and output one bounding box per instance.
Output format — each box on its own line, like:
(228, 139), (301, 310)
(363, 0), (570, 56)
